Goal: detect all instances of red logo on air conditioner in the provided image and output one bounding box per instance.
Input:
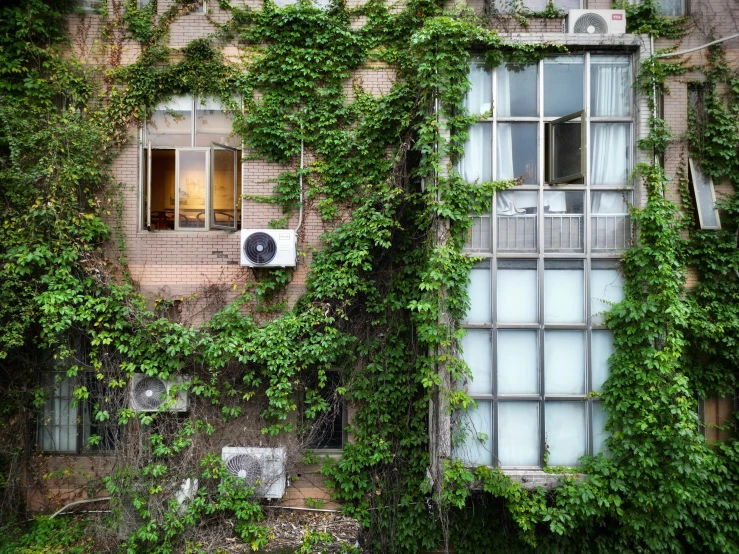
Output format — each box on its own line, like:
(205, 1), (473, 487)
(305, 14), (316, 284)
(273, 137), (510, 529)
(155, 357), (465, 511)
(612, 14), (623, 20)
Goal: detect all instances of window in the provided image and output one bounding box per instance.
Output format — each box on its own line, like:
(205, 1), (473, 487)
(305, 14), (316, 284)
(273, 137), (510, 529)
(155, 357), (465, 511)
(688, 158), (721, 229)
(69, 0), (103, 13)
(37, 372), (119, 453)
(490, 0), (581, 12)
(654, 0), (686, 16)
(456, 54), (633, 468)
(144, 95), (241, 231)
(301, 371), (345, 451)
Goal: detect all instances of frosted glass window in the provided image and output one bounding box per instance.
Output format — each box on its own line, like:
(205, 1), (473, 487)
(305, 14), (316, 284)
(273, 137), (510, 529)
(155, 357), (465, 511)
(456, 401), (493, 466)
(590, 56), (631, 117)
(592, 403), (610, 456)
(498, 402), (539, 466)
(544, 331), (585, 395)
(544, 261), (583, 323)
(464, 264), (491, 323)
(496, 123), (538, 184)
(592, 330), (615, 392)
(497, 64), (537, 117)
(497, 261), (538, 323)
(498, 331), (539, 394)
(591, 269), (624, 324)
(461, 330), (492, 395)
(465, 63), (492, 115)
(546, 402), (586, 466)
(148, 95), (193, 147)
(544, 57), (584, 117)
(591, 123), (631, 186)
(461, 123), (492, 184)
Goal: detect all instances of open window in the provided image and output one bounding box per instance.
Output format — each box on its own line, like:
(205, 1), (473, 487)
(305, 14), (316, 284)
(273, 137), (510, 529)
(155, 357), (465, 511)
(301, 371), (345, 451)
(688, 158), (721, 229)
(547, 110), (586, 184)
(144, 95), (241, 231)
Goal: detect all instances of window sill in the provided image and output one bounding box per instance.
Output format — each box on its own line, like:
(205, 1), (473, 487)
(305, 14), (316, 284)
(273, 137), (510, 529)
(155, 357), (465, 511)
(471, 468), (586, 490)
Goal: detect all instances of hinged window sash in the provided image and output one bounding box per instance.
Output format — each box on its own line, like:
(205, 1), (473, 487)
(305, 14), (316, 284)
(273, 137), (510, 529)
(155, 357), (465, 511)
(210, 143), (238, 231)
(547, 110), (586, 184)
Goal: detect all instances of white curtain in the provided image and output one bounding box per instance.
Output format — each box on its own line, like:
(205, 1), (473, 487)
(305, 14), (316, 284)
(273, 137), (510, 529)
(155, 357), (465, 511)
(496, 190), (537, 216)
(461, 124), (491, 183)
(544, 331), (585, 394)
(591, 191), (627, 214)
(591, 124), (629, 185)
(591, 57), (630, 117)
(496, 64), (512, 117)
(545, 402), (586, 466)
(465, 63), (491, 115)
(591, 58), (630, 185)
(496, 123), (514, 180)
(543, 191), (567, 212)
(498, 402), (539, 466)
(497, 330), (538, 394)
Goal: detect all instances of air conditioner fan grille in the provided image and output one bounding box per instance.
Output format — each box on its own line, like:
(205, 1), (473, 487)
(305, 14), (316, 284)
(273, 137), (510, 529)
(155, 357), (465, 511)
(244, 232), (277, 265)
(133, 377), (167, 409)
(226, 454), (263, 484)
(573, 13), (608, 34)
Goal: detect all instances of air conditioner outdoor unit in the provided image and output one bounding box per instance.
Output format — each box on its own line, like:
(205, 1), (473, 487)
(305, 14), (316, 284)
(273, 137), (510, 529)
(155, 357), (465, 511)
(240, 229), (297, 268)
(221, 446), (287, 499)
(566, 9), (626, 35)
(130, 374), (189, 413)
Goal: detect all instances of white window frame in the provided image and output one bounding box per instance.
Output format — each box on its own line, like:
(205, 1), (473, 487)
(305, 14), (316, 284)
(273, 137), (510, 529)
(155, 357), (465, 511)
(688, 158), (721, 230)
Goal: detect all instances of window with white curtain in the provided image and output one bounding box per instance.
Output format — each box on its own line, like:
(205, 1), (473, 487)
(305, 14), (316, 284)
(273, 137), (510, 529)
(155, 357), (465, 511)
(457, 53), (632, 468)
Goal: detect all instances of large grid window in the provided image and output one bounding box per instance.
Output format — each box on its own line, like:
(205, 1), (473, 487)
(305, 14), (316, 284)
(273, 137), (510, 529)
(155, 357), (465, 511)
(456, 54), (632, 468)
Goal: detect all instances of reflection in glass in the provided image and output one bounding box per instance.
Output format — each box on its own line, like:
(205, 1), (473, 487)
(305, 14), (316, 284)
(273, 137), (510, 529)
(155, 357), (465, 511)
(544, 191), (583, 251)
(148, 95), (193, 147)
(497, 64), (537, 117)
(212, 147), (237, 228)
(498, 330), (539, 394)
(498, 402), (539, 466)
(497, 123), (538, 183)
(546, 402), (586, 466)
(550, 119), (582, 183)
(455, 401), (493, 466)
(544, 57), (584, 117)
(178, 150), (207, 229)
(461, 123), (492, 183)
(496, 191), (537, 252)
(196, 97), (238, 147)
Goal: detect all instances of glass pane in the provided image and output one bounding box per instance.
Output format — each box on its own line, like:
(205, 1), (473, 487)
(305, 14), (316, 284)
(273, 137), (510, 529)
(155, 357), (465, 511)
(461, 123), (492, 184)
(40, 375), (77, 452)
(498, 402), (539, 466)
(497, 260), (538, 323)
(655, 0), (683, 16)
(544, 261), (583, 323)
(178, 150), (207, 229)
(592, 402), (610, 456)
(148, 95), (192, 147)
(461, 330), (492, 395)
(545, 402), (586, 466)
(466, 214), (491, 252)
(522, 0), (579, 9)
(497, 123), (537, 184)
(498, 330), (538, 394)
(591, 269), (624, 324)
(550, 119), (582, 182)
(465, 63), (492, 115)
(497, 64), (537, 117)
(591, 192), (630, 251)
(196, 97), (238, 148)
(544, 331), (585, 395)
(496, 191), (537, 252)
(149, 150), (176, 230)
(212, 148), (237, 228)
(690, 159), (720, 228)
(592, 330), (615, 392)
(544, 57), (584, 117)
(455, 400), (493, 466)
(591, 56), (631, 117)
(465, 264), (491, 323)
(544, 191), (583, 252)
(591, 123), (630, 185)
